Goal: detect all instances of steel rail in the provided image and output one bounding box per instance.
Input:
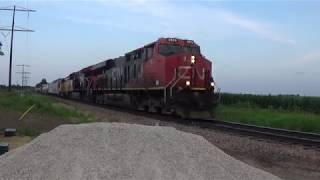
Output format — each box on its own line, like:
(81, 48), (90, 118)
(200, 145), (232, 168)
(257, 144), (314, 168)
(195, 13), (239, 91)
(51, 95), (320, 148)
(188, 118), (320, 147)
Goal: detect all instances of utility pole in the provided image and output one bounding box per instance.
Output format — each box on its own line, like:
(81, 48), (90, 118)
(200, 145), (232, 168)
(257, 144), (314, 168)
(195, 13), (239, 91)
(16, 64), (30, 90)
(0, 5), (35, 91)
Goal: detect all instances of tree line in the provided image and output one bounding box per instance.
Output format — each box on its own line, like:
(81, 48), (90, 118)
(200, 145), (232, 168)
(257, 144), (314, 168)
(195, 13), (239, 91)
(220, 93), (320, 114)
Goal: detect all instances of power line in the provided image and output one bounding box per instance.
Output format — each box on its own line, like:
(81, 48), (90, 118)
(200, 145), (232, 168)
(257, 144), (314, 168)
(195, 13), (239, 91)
(0, 5), (35, 91)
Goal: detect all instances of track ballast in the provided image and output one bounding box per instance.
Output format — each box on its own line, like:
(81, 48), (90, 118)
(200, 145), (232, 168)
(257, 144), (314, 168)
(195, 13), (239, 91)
(56, 96), (320, 149)
(186, 119), (320, 148)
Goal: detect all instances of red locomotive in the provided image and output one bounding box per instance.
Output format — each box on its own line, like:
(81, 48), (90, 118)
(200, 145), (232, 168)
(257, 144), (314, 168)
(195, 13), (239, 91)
(48, 38), (220, 118)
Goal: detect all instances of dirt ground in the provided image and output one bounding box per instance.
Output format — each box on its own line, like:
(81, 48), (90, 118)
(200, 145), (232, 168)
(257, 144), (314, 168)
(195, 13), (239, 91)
(1, 99), (320, 180)
(0, 108), (68, 150)
(0, 108), (67, 135)
(0, 136), (32, 150)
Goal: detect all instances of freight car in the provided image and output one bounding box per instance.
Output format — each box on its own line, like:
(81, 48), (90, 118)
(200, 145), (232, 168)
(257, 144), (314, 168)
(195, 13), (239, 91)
(46, 38), (220, 118)
(48, 79), (61, 95)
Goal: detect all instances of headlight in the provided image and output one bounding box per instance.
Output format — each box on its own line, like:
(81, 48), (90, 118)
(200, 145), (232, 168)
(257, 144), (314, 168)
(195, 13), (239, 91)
(191, 56), (195, 64)
(210, 82), (215, 87)
(186, 81), (190, 86)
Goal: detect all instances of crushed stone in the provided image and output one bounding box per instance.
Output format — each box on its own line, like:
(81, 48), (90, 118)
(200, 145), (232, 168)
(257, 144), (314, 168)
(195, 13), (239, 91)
(0, 123), (282, 180)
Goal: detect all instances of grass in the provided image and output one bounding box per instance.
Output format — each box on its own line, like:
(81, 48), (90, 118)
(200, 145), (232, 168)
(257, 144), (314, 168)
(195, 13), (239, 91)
(216, 104), (320, 134)
(220, 93), (320, 114)
(19, 128), (41, 137)
(2, 90), (319, 134)
(0, 90), (95, 124)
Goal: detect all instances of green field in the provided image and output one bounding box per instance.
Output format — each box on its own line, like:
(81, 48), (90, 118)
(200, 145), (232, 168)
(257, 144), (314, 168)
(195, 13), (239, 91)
(220, 93), (320, 114)
(216, 93), (320, 133)
(1, 90), (320, 134)
(0, 90), (94, 123)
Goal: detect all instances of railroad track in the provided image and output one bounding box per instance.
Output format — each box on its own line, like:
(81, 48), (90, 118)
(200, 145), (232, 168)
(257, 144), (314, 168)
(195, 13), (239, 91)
(183, 119), (320, 148)
(56, 96), (320, 148)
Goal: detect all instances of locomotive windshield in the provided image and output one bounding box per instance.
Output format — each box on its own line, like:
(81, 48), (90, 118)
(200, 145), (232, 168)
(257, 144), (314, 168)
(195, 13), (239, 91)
(159, 44), (200, 56)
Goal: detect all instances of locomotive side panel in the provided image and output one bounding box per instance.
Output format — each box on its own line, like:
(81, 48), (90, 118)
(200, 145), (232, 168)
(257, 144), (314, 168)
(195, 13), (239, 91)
(141, 44), (166, 88)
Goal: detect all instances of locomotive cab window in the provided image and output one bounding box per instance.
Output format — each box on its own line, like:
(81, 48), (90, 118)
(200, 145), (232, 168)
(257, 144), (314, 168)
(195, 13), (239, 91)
(184, 46), (200, 54)
(159, 44), (183, 56)
(159, 44), (201, 56)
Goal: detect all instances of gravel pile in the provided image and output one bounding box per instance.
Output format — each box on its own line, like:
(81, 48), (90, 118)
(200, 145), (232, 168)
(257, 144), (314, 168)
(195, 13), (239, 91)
(0, 123), (281, 180)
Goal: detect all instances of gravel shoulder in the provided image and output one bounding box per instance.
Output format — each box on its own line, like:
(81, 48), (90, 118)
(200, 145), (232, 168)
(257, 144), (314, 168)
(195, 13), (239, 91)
(57, 98), (320, 180)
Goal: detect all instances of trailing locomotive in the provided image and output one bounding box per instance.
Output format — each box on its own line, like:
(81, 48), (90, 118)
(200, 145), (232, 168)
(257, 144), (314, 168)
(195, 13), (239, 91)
(45, 38), (219, 118)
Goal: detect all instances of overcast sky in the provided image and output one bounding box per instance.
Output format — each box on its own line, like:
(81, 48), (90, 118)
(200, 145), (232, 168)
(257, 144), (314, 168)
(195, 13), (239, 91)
(0, 0), (319, 96)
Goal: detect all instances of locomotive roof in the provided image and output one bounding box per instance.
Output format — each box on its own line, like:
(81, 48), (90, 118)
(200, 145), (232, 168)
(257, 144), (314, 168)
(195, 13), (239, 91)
(125, 37), (199, 55)
(157, 37), (200, 47)
(144, 37), (199, 47)
(80, 57), (122, 73)
(50, 78), (62, 83)
(91, 60), (106, 70)
(75, 37), (199, 74)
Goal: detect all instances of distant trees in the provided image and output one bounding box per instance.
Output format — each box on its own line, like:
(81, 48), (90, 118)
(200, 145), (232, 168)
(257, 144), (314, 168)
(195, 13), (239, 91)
(0, 84), (6, 89)
(0, 84), (25, 90)
(35, 78), (48, 88)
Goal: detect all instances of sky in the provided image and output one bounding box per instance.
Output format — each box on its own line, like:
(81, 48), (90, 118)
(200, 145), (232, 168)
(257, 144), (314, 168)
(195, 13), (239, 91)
(0, 0), (319, 96)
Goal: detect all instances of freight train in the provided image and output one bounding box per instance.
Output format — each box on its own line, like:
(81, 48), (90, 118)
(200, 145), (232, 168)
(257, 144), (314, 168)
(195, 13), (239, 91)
(41, 38), (220, 118)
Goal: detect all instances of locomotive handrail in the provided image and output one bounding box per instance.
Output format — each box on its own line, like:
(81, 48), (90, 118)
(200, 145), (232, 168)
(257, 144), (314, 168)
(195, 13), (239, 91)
(165, 68), (177, 88)
(169, 67), (189, 97)
(215, 87), (222, 103)
(164, 68), (177, 104)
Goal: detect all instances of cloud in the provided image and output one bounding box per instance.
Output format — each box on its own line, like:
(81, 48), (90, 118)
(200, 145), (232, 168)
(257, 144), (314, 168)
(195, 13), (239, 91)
(299, 50), (320, 63)
(217, 10), (296, 45)
(65, 1), (295, 45)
